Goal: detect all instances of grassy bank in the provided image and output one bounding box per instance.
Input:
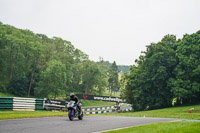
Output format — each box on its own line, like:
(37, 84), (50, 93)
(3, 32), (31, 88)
(101, 104), (200, 120)
(81, 99), (116, 107)
(102, 122), (200, 133)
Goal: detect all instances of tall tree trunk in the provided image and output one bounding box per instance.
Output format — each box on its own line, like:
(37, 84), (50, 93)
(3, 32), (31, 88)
(9, 65), (13, 80)
(28, 70), (34, 97)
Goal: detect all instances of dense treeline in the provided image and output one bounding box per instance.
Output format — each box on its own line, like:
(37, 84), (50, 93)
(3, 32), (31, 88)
(122, 31), (200, 111)
(0, 22), (119, 98)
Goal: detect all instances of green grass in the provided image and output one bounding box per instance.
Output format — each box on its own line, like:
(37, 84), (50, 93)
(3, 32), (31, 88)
(102, 122), (200, 133)
(0, 111), (68, 120)
(101, 104), (200, 120)
(102, 89), (120, 97)
(100, 105), (200, 133)
(81, 99), (116, 107)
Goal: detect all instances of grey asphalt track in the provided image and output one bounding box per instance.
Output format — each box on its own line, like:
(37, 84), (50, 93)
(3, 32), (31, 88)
(0, 115), (183, 133)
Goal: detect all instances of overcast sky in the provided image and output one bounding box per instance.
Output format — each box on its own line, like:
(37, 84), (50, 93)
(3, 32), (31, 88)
(0, 0), (200, 65)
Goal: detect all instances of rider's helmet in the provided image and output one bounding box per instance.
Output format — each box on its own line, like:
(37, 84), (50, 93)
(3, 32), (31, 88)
(70, 93), (75, 99)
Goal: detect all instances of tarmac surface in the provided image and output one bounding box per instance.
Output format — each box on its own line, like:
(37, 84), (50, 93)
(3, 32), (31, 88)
(0, 115), (183, 133)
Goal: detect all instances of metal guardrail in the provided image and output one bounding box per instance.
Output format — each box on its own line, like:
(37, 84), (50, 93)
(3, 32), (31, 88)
(13, 97), (35, 111)
(44, 98), (66, 111)
(0, 97), (66, 111)
(0, 97), (44, 111)
(0, 97), (13, 111)
(82, 105), (116, 114)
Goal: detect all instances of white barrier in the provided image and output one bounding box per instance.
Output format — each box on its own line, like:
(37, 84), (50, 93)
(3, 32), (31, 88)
(13, 97), (36, 111)
(82, 105), (116, 114)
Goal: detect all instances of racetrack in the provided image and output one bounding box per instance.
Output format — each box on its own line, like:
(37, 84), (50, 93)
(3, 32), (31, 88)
(0, 115), (183, 133)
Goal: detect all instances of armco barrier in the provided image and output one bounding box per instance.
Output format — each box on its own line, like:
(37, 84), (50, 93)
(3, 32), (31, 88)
(82, 105), (116, 114)
(43, 98), (65, 111)
(0, 97), (66, 111)
(0, 97), (45, 111)
(0, 97), (131, 113)
(0, 97), (13, 111)
(13, 97), (36, 111)
(35, 99), (44, 111)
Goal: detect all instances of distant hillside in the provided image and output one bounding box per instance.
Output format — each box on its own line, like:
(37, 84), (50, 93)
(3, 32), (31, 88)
(118, 65), (130, 73)
(96, 61), (130, 73)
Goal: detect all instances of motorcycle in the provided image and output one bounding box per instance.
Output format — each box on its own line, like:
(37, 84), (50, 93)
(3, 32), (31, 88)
(67, 101), (83, 121)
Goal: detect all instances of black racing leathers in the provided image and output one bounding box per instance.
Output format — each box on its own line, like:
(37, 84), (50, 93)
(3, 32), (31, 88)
(70, 96), (81, 113)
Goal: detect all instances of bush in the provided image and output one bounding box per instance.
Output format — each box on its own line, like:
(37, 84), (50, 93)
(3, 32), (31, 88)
(0, 83), (6, 93)
(7, 77), (29, 97)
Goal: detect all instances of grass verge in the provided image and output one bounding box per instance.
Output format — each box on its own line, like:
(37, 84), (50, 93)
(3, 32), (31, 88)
(101, 122), (200, 133)
(0, 111), (68, 120)
(100, 104), (200, 133)
(101, 104), (200, 120)
(81, 99), (116, 107)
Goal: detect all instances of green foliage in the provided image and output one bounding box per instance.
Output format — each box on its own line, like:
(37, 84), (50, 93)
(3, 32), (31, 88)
(96, 61), (131, 73)
(0, 83), (6, 93)
(124, 32), (200, 111)
(7, 77), (29, 97)
(95, 59), (109, 95)
(0, 22), (113, 98)
(36, 60), (66, 99)
(81, 60), (106, 95)
(118, 65), (131, 73)
(168, 31), (200, 104)
(119, 73), (128, 99)
(108, 61), (120, 96)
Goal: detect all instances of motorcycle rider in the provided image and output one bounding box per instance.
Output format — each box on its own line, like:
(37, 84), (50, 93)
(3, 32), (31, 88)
(70, 93), (82, 114)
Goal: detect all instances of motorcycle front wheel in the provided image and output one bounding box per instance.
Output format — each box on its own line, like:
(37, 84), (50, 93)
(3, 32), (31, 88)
(68, 109), (74, 121)
(78, 112), (83, 120)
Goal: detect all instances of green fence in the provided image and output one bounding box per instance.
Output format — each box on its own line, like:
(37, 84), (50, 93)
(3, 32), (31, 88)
(35, 99), (44, 111)
(0, 97), (13, 111)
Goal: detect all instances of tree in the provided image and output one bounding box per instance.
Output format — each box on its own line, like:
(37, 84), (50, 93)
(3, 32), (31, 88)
(119, 72), (128, 99)
(108, 61), (119, 96)
(0, 22), (95, 99)
(36, 60), (66, 99)
(124, 35), (178, 110)
(81, 60), (101, 94)
(7, 77), (29, 97)
(67, 62), (84, 93)
(168, 31), (200, 104)
(96, 58), (109, 95)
